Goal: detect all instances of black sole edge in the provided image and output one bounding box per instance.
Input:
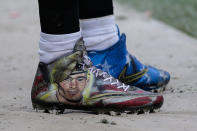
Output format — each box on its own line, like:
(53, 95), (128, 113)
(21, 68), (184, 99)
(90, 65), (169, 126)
(32, 101), (163, 116)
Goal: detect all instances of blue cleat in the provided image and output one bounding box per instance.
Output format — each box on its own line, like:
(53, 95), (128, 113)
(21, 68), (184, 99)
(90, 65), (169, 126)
(88, 33), (170, 92)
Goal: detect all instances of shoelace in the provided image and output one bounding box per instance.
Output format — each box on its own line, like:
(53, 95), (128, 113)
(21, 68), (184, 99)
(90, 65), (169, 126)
(81, 55), (130, 91)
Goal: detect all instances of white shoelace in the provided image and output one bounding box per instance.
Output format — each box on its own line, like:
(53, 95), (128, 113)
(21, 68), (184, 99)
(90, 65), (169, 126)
(81, 55), (130, 91)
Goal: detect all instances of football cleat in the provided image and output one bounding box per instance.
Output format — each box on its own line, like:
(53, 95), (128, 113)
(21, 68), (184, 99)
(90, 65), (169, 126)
(88, 33), (170, 92)
(31, 38), (164, 114)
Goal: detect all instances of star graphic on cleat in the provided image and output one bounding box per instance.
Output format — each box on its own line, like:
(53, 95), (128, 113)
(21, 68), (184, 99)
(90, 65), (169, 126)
(97, 60), (112, 73)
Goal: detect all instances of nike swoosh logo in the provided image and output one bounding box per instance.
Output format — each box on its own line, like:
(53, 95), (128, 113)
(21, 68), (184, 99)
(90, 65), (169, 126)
(118, 64), (148, 84)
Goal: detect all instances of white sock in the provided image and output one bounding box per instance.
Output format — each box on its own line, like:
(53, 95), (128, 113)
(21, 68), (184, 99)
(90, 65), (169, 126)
(80, 15), (119, 51)
(39, 31), (81, 64)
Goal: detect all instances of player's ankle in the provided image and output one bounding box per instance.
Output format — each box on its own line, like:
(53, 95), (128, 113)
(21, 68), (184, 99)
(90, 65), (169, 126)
(80, 15), (119, 51)
(39, 31), (81, 64)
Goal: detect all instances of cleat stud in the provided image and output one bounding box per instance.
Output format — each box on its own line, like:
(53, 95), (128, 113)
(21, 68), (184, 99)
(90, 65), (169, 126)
(56, 111), (60, 115)
(43, 109), (50, 113)
(137, 110), (145, 115)
(149, 109), (155, 113)
(58, 109), (65, 114)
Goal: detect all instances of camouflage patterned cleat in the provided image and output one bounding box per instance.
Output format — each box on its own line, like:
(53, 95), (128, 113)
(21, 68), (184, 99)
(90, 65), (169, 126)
(31, 38), (164, 114)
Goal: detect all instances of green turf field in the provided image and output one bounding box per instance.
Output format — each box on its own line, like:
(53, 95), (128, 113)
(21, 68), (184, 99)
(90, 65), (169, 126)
(117, 0), (197, 38)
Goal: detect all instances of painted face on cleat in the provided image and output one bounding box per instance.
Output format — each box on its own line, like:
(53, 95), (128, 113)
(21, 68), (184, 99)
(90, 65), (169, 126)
(56, 72), (88, 105)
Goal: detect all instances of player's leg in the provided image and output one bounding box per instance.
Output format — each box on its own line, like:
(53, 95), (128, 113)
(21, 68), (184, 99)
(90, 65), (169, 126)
(38, 0), (81, 64)
(79, 0), (118, 51)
